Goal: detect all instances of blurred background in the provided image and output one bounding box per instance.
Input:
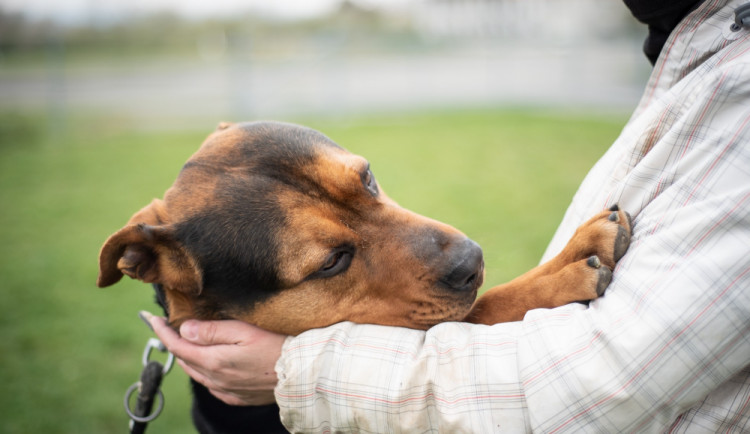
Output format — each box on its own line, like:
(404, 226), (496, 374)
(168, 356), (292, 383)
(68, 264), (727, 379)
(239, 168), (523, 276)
(0, 0), (649, 127)
(0, 1), (650, 432)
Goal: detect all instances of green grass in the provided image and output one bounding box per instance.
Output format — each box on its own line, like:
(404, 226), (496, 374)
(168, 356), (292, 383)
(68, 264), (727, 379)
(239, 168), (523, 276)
(0, 108), (625, 433)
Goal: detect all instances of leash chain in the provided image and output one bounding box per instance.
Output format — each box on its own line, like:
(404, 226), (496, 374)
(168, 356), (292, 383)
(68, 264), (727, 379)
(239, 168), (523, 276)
(124, 337), (175, 434)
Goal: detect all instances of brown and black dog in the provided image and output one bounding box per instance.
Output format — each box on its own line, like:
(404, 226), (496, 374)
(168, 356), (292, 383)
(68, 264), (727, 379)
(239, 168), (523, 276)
(97, 121), (631, 433)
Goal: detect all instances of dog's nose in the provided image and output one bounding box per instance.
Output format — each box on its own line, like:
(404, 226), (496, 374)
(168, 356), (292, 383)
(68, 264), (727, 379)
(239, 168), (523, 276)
(440, 239), (484, 292)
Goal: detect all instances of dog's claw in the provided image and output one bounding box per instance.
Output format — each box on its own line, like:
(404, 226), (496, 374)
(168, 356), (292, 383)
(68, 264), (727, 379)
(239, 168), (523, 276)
(587, 255), (602, 269)
(608, 211), (620, 222)
(596, 266), (612, 296)
(613, 211), (632, 262)
(609, 204), (620, 212)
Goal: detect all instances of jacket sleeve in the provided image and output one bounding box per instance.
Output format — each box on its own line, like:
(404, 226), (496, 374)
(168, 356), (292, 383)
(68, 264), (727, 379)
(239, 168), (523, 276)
(515, 57), (750, 432)
(519, 190), (750, 432)
(275, 320), (531, 433)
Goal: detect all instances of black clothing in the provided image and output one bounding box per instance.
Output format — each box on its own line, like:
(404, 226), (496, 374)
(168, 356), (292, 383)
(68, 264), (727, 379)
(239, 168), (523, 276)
(623, 0), (707, 64)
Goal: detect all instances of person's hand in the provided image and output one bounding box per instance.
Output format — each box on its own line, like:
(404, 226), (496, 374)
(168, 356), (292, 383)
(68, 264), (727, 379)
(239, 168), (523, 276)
(141, 311), (288, 406)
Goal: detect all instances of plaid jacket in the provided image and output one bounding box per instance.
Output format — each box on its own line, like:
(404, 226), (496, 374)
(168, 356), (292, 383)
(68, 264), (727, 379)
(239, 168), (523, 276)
(275, 1), (750, 431)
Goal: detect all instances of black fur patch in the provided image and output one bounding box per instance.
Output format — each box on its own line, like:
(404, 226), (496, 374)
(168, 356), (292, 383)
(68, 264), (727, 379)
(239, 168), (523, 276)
(174, 122), (344, 315)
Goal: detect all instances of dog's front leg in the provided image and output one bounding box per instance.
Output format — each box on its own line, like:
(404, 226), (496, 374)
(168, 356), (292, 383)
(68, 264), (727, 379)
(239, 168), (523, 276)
(465, 207), (632, 325)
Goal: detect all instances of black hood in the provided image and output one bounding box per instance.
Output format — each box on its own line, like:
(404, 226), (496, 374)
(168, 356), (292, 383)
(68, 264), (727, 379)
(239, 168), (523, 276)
(623, 0), (707, 64)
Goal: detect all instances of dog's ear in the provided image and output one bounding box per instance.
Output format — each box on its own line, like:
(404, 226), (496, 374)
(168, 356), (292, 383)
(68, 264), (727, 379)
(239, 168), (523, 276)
(216, 121), (234, 131)
(127, 198), (170, 226)
(96, 200), (202, 295)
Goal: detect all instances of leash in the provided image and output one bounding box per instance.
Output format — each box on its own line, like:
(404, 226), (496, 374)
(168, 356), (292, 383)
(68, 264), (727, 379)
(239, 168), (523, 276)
(124, 337), (175, 434)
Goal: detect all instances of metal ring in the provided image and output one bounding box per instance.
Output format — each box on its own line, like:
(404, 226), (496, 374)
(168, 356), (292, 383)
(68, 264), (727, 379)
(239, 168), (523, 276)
(123, 382), (165, 423)
(142, 337), (175, 375)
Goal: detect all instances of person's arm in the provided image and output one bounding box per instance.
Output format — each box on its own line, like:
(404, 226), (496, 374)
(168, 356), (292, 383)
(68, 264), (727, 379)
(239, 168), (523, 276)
(277, 320), (531, 432)
(275, 58), (750, 432)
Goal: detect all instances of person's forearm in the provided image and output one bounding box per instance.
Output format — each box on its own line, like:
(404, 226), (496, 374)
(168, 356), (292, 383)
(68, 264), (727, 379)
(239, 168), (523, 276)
(276, 321), (531, 432)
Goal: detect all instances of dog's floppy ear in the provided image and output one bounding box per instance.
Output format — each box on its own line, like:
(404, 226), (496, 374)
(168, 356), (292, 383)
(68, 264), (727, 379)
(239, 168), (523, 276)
(96, 199), (202, 295)
(216, 121), (234, 131)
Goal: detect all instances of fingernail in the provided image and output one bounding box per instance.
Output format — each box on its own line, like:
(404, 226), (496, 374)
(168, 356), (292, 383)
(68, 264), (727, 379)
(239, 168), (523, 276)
(180, 320), (198, 341)
(138, 310), (155, 332)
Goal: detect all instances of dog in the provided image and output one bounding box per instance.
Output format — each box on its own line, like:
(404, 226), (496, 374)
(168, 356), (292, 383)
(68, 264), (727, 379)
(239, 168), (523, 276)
(97, 121), (631, 433)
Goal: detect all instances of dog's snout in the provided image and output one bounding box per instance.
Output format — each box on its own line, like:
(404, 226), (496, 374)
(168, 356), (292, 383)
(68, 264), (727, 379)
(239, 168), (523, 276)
(440, 239), (484, 292)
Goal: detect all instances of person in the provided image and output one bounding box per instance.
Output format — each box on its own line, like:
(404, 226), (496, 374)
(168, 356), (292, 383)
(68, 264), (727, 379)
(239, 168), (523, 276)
(146, 0), (750, 431)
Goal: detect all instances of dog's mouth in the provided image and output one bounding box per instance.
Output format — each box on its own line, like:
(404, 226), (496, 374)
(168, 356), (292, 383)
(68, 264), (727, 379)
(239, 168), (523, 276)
(408, 290), (478, 329)
(410, 269), (483, 329)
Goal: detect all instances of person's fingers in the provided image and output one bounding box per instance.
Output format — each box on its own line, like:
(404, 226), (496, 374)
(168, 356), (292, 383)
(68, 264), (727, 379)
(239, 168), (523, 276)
(177, 358), (233, 391)
(177, 357), (244, 405)
(178, 359), (275, 406)
(179, 319), (249, 346)
(142, 311), (214, 366)
(141, 310), (181, 350)
(141, 310), (283, 406)
(177, 358), (211, 386)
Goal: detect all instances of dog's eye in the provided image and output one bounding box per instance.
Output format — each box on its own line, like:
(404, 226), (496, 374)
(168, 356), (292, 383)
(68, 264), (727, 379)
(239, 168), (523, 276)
(362, 167), (378, 196)
(312, 248), (354, 279)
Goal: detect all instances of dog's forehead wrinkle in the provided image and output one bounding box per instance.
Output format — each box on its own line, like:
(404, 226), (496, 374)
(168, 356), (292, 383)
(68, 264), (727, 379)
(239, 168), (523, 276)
(192, 122), (343, 178)
(188, 130), (362, 212)
(235, 121), (341, 161)
(320, 148), (368, 177)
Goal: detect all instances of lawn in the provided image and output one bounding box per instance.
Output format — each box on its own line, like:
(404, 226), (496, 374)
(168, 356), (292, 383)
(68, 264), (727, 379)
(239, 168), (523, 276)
(0, 108), (625, 433)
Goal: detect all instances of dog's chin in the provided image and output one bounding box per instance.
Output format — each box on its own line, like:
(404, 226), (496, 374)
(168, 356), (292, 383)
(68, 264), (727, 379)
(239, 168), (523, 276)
(167, 312), (230, 333)
(160, 279), (482, 335)
(403, 287), (478, 330)
(167, 316), (189, 332)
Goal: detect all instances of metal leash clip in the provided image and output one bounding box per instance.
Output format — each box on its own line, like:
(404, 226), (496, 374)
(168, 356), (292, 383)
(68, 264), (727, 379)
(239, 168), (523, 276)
(124, 337), (175, 432)
(124, 383), (164, 425)
(141, 337), (175, 376)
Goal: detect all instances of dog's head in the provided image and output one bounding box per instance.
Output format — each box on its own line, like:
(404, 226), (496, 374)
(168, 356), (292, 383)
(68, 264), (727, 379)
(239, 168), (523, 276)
(97, 121), (483, 335)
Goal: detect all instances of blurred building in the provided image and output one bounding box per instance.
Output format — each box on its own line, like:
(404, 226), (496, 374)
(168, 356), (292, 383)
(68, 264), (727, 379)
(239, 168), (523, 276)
(411, 0), (632, 41)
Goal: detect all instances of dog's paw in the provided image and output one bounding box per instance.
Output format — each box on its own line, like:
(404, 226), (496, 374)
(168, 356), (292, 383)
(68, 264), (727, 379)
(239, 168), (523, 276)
(538, 254), (613, 305)
(586, 255), (612, 297)
(563, 204), (633, 271)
